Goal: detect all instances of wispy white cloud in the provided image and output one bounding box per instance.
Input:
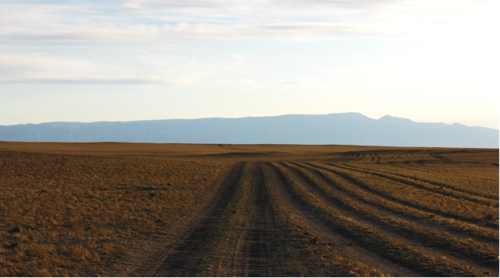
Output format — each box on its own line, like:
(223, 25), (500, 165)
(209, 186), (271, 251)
(124, 0), (398, 14)
(0, 53), (166, 84)
(0, 47), (218, 85)
(2, 0), (492, 44)
(0, 0), (495, 84)
(6, 75), (165, 85)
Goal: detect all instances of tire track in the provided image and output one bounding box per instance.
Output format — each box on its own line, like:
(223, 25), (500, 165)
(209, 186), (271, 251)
(338, 162), (498, 202)
(391, 150), (416, 162)
(230, 163), (278, 276)
(312, 162), (498, 230)
(262, 163), (420, 277)
(341, 152), (365, 162)
(116, 152), (496, 277)
(431, 153), (453, 163)
(335, 163), (496, 205)
(300, 162), (498, 243)
(270, 162), (483, 276)
(137, 162), (246, 276)
(287, 162), (499, 268)
(369, 153), (380, 163)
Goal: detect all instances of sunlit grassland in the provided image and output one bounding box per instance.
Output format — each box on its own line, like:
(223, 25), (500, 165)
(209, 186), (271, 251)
(0, 143), (497, 276)
(0, 151), (230, 276)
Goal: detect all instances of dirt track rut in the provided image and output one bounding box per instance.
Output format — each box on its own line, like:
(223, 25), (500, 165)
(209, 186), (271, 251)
(124, 159), (498, 277)
(129, 162), (282, 276)
(232, 163), (278, 276)
(126, 162), (244, 276)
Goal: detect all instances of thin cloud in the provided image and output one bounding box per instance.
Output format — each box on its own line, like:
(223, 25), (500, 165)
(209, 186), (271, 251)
(4, 0), (485, 44)
(0, 0), (494, 85)
(0, 51), (215, 85)
(1, 20), (381, 43)
(124, 0), (399, 12)
(0, 54), (166, 84)
(7, 75), (167, 85)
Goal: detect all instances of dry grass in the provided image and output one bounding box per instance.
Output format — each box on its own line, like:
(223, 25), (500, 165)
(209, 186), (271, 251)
(0, 150), (230, 276)
(261, 163), (384, 277)
(319, 163), (498, 224)
(286, 162), (498, 265)
(0, 142), (497, 276)
(272, 162), (486, 276)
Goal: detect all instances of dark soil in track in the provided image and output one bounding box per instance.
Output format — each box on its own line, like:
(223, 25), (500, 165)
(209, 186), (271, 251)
(127, 162), (283, 277)
(128, 162), (246, 276)
(234, 163), (278, 276)
(263, 163), (421, 277)
(311, 163), (498, 230)
(285, 162), (497, 271)
(204, 162), (281, 276)
(155, 164), (241, 276)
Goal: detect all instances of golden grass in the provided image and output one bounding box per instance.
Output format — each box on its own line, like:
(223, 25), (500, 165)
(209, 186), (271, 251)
(0, 142), (497, 276)
(271, 162), (485, 276)
(0, 150), (230, 276)
(286, 162), (498, 265)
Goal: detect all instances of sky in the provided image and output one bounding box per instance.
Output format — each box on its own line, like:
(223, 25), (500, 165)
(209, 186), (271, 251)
(0, 0), (499, 129)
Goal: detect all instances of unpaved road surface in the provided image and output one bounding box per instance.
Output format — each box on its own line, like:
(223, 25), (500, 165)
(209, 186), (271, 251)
(125, 162), (282, 276)
(120, 149), (498, 277)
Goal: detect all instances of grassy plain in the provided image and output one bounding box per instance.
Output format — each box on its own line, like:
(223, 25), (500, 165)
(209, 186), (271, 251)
(0, 142), (498, 276)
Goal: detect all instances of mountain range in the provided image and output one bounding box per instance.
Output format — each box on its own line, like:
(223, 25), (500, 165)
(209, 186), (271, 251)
(0, 113), (498, 148)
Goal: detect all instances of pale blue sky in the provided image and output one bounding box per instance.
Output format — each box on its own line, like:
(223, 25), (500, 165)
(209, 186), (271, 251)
(1, 0), (498, 129)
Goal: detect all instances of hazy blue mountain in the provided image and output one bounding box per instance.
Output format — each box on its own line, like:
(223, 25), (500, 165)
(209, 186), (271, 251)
(0, 113), (498, 148)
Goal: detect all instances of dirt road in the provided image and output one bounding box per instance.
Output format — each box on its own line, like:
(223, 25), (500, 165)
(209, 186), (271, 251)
(121, 151), (498, 276)
(125, 162), (282, 276)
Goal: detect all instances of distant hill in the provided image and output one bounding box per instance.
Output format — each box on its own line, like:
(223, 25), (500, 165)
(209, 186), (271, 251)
(0, 113), (498, 148)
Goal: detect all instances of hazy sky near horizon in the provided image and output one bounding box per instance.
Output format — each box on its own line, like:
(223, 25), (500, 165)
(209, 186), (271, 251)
(1, 0), (498, 129)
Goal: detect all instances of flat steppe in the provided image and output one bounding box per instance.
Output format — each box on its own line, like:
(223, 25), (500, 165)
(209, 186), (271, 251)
(0, 142), (498, 276)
